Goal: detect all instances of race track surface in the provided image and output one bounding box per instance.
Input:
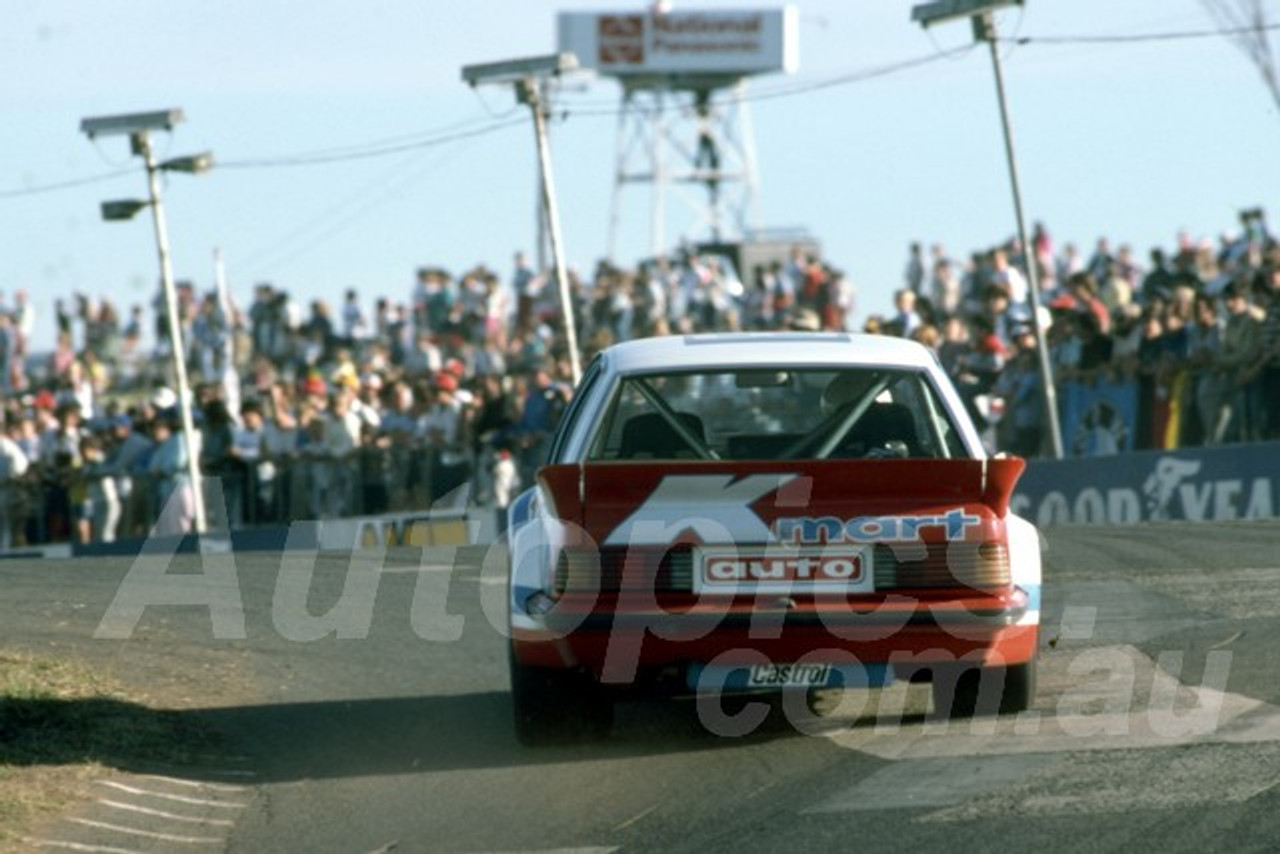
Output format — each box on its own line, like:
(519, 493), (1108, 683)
(6, 520), (1280, 853)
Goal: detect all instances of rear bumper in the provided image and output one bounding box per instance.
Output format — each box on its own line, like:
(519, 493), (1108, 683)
(512, 589), (1039, 682)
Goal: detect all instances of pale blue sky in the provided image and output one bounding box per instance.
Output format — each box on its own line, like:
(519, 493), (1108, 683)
(3, 1), (1277, 351)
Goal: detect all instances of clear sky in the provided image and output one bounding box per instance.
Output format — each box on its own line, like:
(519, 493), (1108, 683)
(3, 0), (1278, 352)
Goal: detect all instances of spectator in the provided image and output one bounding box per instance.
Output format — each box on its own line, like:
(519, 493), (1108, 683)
(316, 387), (362, 517)
(990, 247), (1029, 306)
(1213, 280), (1264, 443)
(108, 412), (154, 539)
(418, 372), (470, 504)
(148, 410), (195, 537)
(904, 242), (925, 296)
(1183, 293), (1224, 447)
(77, 433), (119, 544)
(0, 420), (30, 550)
(262, 383), (300, 522)
(992, 323), (1045, 457)
(341, 288), (368, 344)
(890, 288), (922, 338)
(512, 366), (568, 489)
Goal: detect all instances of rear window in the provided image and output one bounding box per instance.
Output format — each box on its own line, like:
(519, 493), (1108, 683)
(588, 367), (967, 462)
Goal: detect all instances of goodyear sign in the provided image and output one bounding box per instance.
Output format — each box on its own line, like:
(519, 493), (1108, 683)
(1014, 442), (1280, 526)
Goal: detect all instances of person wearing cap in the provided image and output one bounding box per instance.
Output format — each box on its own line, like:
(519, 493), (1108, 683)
(34, 389), (57, 415)
(301, 373), (328, 402)
(417, 371), (470, 503)
(329, 348), (359, 390)
(106, 412), (154, 539)
(152, 386), (178, 411)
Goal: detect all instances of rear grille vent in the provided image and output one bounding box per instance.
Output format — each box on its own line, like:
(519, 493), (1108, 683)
(556, 547), (694, 593)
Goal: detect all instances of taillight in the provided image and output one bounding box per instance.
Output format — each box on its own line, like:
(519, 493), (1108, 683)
(953, 542), (1011, 590)
(874, 542), (1010, 591)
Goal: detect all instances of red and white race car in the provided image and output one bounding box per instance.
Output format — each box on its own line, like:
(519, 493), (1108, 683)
(506, 332), (1041, 744)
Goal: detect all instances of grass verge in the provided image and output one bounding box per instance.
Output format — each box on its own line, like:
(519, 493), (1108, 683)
(0, 649), (217, 850)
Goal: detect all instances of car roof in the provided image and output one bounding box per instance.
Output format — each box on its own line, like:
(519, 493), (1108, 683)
(599, 332), (940, 375)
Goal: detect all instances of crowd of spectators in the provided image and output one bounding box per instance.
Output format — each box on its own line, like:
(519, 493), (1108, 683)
(3, 210), (1279, 546)
(884, 213), (1280, 458)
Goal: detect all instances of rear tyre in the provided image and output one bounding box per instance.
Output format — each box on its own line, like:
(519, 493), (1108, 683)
(932, 660), (1036, 718)
(509, 649), (613, 746)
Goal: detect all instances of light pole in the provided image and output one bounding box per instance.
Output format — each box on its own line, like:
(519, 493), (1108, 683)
(462, 53), (584, 384)
(910, 0), (1065, 459)
(80, 109), (215, 532)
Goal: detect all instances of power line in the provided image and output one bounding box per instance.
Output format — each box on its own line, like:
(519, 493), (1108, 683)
(0, 116), (527, 198)
(6, 20), (1273, 196)
(217, 116), (527, 169)
(0, 167), (137, 199)
(745, 47), (973, 103)
(1011, 20), (1280, 45)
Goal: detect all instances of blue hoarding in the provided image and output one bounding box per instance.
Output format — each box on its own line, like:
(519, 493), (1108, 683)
(1014, 442), (1280, 526)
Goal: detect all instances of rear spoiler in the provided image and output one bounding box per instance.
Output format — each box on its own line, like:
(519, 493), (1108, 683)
(537, 457), (1026, 541)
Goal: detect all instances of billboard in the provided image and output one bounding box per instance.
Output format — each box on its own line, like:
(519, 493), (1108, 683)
(558, 7), (799, 78)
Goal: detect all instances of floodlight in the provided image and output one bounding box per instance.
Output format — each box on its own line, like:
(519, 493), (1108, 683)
(458, 50), (584, 382)
(461, 52), (578, 87)
(100, 199), (150, 221)
(911, 0), (1021, 27)
(160, 151), (215, 175)
(80, 109), (185, 139)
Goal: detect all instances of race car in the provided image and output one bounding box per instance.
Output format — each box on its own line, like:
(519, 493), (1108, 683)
(506, 332), (1042, 744)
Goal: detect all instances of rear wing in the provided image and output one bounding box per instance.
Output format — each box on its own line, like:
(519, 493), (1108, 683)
(536, 458), (1025, 546)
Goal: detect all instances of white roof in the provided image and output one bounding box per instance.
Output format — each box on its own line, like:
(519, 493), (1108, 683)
(600, 332), (940, 375)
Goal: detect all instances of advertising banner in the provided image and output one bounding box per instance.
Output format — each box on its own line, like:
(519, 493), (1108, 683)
(1013, 441), (1280, 526)
(1060, 379), (1139, 456)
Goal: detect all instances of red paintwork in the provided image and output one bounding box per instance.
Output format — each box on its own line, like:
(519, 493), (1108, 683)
(516, 458), (1034, 682)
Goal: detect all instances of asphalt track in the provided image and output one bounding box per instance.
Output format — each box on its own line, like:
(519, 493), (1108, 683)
(7, 519), (1280, 853)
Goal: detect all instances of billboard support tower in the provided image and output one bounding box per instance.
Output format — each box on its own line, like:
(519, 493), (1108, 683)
(561, 4), (797, 261)
(607, 77), (761, 259)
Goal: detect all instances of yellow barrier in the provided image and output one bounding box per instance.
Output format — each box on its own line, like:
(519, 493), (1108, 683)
(357, 515), (470, 548)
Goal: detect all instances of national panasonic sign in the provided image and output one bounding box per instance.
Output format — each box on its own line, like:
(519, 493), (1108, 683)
(558, 7), (799, 77)
(1013, 442), (1280, 526)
